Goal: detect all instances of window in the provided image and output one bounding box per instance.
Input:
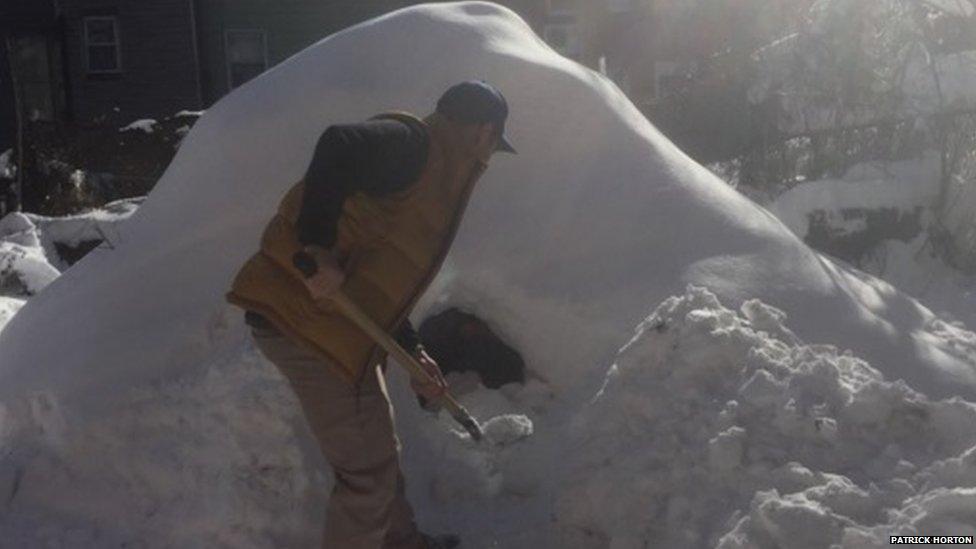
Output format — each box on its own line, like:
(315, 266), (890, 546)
(84, 16), (121, 73)
(225, 30), (267, 89)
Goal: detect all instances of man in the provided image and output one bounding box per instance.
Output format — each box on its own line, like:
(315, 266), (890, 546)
(226, 81), (516, 549)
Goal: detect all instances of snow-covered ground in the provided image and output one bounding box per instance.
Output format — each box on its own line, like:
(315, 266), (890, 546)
(746, 151), (976, 329)
(0, 198), (141, 336)
(1, 3), (976, 548)
(764, 152), (942, 240)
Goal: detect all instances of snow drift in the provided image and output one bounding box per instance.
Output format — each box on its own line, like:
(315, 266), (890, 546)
(1, 2), (976, 547)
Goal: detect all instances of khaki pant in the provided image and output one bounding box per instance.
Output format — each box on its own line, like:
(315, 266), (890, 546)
(250, 326), (425, 549)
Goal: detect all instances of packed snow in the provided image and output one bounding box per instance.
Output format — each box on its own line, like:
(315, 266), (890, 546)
(1, 3), (975, 548)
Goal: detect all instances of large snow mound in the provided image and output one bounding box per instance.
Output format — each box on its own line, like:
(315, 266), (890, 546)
(1, 2), (975, 547)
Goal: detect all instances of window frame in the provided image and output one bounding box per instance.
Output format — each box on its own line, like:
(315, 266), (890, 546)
(224, 28), (269, 90)
(83, 15), (122, 74)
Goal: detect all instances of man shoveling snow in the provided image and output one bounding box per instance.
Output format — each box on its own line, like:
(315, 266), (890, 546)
(226, 81), (517, 549)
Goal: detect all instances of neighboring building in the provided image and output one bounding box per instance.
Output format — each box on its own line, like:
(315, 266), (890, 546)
(0, 0), (549, 132)
(7, 0), (793, 152)
(56, 0), (204, 124)
(0, 0), (823, 140)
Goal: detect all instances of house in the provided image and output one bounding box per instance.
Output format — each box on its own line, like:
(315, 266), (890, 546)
(56, 0), (204, 124)
(0, 0), (674, 139)
(0, 1), (558, 129)
(0, 0), (549, 213)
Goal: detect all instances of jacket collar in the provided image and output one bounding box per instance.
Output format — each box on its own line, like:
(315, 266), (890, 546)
(371, 111), (485, 188)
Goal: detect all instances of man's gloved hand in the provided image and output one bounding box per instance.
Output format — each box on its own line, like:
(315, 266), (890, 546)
(300, 245), (346, 300)
(410, 347), (448, 412)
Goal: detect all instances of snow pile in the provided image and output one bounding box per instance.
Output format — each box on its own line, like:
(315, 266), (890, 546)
(0, 3), (975, 547)
(0, 198), (141, 332)
(0, 198), (142, 330)
(559, 285), (976, 548)
(765, 152), (942, 239)
(0, 197), (141, 271)
(0, 213), (61, 297)
(119, 119), (160, 134)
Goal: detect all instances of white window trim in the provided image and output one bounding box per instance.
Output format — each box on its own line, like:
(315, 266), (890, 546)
(83, 16), (122, 74)
(224, 28), (268, 90)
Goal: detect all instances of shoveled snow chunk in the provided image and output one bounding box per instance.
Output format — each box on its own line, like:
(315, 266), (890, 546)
(119, 119), (158, 133)
(480, 413), (533, 446)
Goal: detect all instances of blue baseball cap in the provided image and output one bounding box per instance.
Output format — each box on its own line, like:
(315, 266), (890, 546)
(436, 81), (517, 154)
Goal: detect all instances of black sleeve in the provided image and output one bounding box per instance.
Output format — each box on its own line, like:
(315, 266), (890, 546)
(296, 127), (347, 248)
(394, 319), (422, 352)
(296, 119), (429, 248)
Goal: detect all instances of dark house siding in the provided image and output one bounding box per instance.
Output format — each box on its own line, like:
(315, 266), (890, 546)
(0, 0), (58, 32)
(0, 40), (17, 152)
(58, 0), (202, 124)
(1, 0), (60, 150)
(3, 0), (547, 143)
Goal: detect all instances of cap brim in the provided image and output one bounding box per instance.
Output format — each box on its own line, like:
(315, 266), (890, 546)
(496, 134), (517, 154)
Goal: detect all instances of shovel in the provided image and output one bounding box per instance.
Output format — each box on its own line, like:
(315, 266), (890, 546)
(292, 251), (483, 441)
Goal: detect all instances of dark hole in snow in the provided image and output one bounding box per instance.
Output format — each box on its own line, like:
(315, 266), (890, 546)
(418, 308), (525, 389)
(54, 239), (102, 266)
(0, 269), (28, 296)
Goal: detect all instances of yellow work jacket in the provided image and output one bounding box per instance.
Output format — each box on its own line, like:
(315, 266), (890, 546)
(226, 112), (485, 383)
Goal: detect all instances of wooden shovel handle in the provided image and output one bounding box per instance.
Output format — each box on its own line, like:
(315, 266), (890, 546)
(291, 250), (483, 440)
(329, 292), (484, 442)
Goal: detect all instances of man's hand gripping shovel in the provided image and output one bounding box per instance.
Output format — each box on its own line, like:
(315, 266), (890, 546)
(293, 250), (484, 442)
